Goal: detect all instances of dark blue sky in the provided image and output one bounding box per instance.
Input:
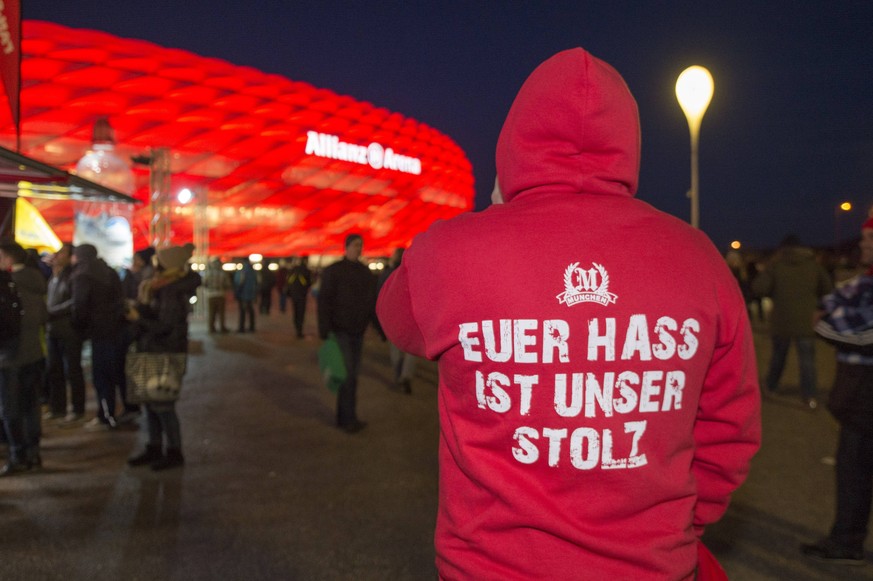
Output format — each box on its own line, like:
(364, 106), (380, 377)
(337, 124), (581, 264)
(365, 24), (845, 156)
(26, 1), (873, 251)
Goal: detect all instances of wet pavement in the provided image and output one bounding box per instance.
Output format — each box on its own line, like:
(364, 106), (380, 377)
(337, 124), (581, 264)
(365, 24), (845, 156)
(2, 303), (872, 580)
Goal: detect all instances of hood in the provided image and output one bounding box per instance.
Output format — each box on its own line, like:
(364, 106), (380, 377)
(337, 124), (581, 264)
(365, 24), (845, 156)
(495, 48), (640, 203)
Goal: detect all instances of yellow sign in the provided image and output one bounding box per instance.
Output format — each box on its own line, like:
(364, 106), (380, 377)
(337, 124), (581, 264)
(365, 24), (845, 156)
(15, 197), (62, 253)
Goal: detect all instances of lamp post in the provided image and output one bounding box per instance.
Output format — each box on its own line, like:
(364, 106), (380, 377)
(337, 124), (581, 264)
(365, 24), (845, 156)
(834, 201), (852, 253)
(676, 66), (714, 229)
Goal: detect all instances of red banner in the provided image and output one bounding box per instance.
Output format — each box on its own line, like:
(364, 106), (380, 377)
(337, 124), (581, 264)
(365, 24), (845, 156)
(0, 0), (19, 134)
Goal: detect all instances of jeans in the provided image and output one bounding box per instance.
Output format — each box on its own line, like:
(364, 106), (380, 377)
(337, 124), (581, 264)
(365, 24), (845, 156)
(46, 333), (86, 415)
(291, 296), (307, 337)
(91, 335), (125, 422)
(145, 402), (182, 450)
(0, 361), (43, 464)
(765, 335), (817, 398)
(829, 425), (873, 550)
(335, 331), (364, 426)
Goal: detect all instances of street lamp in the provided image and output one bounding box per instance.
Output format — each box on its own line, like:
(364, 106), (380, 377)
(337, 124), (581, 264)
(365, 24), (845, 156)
(834, 201), (853, 252)
(676, 66), (714, 229)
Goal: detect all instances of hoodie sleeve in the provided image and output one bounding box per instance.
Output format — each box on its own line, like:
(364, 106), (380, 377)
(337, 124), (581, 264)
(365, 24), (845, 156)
(376, 260), (428, 358)
(692, 282), (762, 536)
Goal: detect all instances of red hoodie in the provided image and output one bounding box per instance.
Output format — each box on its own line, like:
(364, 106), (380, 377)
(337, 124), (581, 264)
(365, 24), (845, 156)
(377, 48), (760, 581)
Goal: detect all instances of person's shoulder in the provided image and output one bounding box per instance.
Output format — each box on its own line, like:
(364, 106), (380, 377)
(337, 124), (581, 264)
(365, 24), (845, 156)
(12, 267), (48, 294)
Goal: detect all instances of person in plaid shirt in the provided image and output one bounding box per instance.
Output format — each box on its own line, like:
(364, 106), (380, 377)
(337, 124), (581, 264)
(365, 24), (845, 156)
(802, 216), (873, 565)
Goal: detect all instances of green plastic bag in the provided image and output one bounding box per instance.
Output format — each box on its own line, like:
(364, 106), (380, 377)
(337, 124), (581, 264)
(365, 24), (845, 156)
(318, 333), (347, 393)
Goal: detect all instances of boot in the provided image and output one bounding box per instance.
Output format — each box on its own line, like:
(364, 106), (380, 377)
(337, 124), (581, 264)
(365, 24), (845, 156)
(151, 448), (184, 471)
(128, 444), (163, 467)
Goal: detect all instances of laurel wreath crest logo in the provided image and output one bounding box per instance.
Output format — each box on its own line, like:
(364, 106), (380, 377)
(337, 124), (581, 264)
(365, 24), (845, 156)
(557, 262), (618, 307)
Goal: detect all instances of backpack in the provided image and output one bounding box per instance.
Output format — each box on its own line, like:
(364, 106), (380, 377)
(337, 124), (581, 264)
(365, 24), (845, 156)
(0, 271), (22, 348)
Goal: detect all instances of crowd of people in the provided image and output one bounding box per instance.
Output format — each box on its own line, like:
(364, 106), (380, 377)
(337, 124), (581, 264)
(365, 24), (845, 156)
(0, 240), (201, 475)
(2, 45), (871, 576)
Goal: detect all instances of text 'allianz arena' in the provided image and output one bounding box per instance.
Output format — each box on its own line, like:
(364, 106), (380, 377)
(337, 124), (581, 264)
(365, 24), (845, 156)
(0, 21), (475, 257)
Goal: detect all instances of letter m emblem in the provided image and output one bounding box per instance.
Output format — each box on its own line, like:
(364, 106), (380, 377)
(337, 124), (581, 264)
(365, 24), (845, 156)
(575, 267), (599, 291)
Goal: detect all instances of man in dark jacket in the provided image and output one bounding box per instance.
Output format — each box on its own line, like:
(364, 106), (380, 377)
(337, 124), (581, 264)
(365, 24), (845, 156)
(317, 235), (376, 433)
(45, 243), (87, 423)
(753, 234), (833, 408)
(71, 244), (126, 429)
(0, 241), (47, 475)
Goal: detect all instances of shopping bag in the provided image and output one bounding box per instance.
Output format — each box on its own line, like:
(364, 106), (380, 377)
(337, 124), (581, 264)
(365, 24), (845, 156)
(318, 333), (347, 393)
(125, 350), (188, 403)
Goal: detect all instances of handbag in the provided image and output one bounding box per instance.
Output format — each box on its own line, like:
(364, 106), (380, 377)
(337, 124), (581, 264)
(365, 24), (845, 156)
(125, 350), (188, 403)
(317, 333), (347, 393)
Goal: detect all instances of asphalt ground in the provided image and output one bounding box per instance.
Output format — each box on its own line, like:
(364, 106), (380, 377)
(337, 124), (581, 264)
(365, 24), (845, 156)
(1, 299), (872, 580)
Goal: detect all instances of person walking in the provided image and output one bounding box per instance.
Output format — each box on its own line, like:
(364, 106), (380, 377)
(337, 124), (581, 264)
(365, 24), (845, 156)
(317, 235), (376, 433)
(753, 234), (832, 408)
(233, 257), (257, 333)
(377, 48), (761, 579)
(286, 255), (313, 339)
(126, 243), (201, 471)
(258, 265), (275, 315)
(801, 217), (873, 565)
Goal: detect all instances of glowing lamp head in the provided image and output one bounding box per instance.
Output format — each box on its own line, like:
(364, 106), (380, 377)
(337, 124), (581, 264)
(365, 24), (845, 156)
(676, 66), (714, 123)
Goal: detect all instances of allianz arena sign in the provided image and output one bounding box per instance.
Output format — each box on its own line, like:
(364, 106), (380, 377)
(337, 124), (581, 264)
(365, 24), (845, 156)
(305, 131), (422, 176)
(0, 21), (473, 256)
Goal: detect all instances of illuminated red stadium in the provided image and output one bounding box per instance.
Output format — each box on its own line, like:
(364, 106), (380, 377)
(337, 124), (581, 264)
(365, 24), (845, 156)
(0, 21), (474, 256)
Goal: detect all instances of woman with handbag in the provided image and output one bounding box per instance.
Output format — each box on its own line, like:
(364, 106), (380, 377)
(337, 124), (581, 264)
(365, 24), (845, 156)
(126, 243), (201, 471)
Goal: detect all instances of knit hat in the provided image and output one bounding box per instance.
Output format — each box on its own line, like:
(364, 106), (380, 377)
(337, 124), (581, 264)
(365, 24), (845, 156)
(73, 243), (98, 262)
(863, 217), (873, 231)
(156, 243), (195, 270)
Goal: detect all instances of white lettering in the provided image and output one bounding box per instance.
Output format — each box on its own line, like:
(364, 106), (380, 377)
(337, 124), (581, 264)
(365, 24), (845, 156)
(515, 374), (538, 416)
(459, 322), (482, 362)
(511, 422), (648, 471)
(482, 320), (512, 362)
(476, 371), (511, 413)
(512, 427), (539, 464)
(514, 319), (538, 363)
(543, 319), (570, 363)
(652, 316), (678, 360)
(587, 318), (616, 361)
(304, 131), (422, 175)
(678, 318), (700, 360)
(621, 314), (652, 361)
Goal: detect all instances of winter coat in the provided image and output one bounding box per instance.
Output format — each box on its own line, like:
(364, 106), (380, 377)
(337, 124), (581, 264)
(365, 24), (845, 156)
(11, 265), (47, 366)
(46, 265), (77, 339)
(752, 246), (832, 337)
(133, 270), (201, 353)
(317, 258), (375, 339)
(70, 257), (125, 340)
(377, 48), (761, 580)
(285, 264), (312, 300)
(233, 264), (258, 302)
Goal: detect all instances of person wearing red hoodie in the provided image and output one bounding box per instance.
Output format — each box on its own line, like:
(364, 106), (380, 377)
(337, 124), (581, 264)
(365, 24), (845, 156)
(376, 48), (761, 580)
